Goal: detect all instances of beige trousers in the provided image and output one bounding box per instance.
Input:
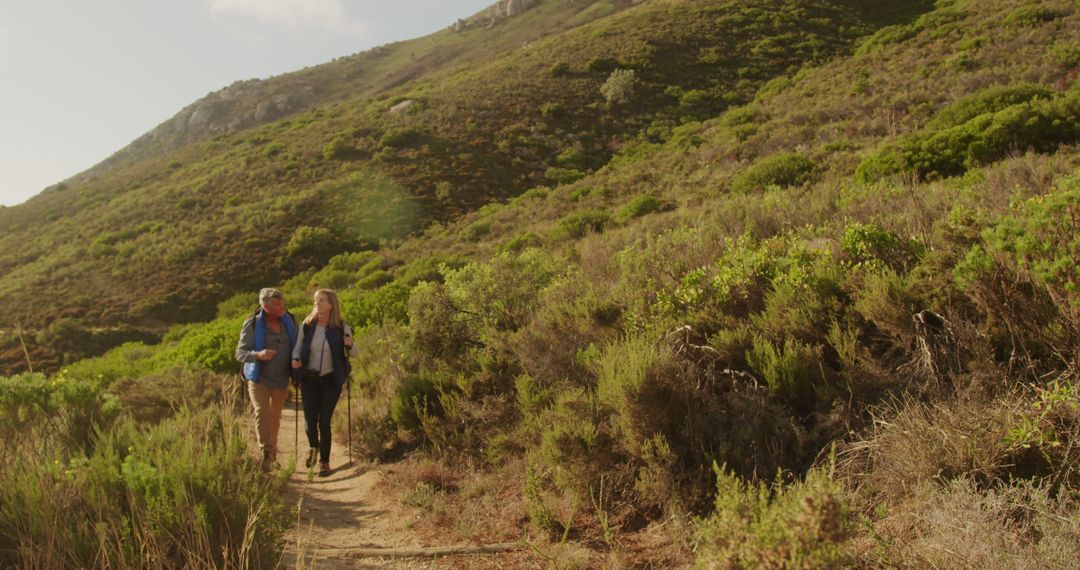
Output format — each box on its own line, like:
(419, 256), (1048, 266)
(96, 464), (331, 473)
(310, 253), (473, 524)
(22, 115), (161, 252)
(247, 381), (287, 458)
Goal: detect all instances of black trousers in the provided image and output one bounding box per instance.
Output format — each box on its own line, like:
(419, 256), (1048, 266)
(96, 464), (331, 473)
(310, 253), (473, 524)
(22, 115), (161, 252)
(300, 376), (342, 463)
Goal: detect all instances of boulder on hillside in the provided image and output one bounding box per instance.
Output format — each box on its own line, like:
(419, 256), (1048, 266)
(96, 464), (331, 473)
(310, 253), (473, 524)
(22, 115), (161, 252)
(389, 99), (418, 114)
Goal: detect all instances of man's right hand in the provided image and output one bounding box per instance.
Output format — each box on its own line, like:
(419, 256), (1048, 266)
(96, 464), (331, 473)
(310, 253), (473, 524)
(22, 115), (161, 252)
(292, 359), (301, 369)
(255, 349), (277, 361)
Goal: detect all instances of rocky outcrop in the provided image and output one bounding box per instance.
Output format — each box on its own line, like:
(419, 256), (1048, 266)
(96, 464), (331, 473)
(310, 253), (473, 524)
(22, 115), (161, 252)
(483, 0), (536, 28)
(147, 80), (313, 143)
(254, 95), (295, 122)
(506, 0), (528, 17)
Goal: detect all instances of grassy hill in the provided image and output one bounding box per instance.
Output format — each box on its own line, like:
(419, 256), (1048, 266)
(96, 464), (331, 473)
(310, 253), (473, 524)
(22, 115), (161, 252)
(6, 0), (1080, 566)
(0, 0), (928, 374)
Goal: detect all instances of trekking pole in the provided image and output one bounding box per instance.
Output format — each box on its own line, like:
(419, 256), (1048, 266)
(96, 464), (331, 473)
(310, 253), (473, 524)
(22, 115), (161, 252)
(292, 366), (300, 468)
(294, 383), (299, 466)
(347, 374), (353, 465)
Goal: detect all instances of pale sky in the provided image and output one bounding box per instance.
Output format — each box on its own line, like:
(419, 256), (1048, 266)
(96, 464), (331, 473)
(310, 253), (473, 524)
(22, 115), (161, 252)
(0, 0), (494, 206)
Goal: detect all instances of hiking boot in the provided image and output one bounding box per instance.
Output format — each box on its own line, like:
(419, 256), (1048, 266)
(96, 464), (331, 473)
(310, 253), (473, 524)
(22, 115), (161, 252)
(305, 448), (318, 469)
(318, 461), (331, 477)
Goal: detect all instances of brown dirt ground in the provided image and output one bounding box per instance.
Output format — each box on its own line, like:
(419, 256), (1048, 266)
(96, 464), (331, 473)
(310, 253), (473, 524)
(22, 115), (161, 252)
(269, 401), (530, 569)
(248, 396), (690, 568)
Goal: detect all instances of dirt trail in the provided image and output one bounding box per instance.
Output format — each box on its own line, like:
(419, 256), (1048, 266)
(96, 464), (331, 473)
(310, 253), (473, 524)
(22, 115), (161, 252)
(272, 402), (421, 569)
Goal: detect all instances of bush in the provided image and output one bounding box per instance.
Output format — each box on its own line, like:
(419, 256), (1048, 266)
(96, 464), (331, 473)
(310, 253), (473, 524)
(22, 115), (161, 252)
(840, 222), (918, 271)
(548, 62), (571, 77)
(696, 465), (851, 568)
(441, 250), (559, 334)
(746, 336), (828, 409)
(556, 147), (591, 171)
(857, 90), (1080, 181)
(504, 231), (541, 252)
(616, 194), (665, 222)
(545, 166), (586, 185)
(926, 83), (1053, 130)
(584, 57), (617, 73)
(601, 69), (638, 107)
(172, 317), (244, 374)
(555, 209), (611, 239)
(0, 372), (120, 456)
(286, 225), (347, 266)
(355, 269), (393, 290)
(379, 127), (424, 148)
(391, 375), (440, 430)
(732, 152), (815, 193)
(540, 101), (565, 118)
(323, 135), (358, 160)
(347, 280), (413, 329)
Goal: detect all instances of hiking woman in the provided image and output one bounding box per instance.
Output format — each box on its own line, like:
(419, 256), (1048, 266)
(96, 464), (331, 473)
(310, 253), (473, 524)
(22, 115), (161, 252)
(291, 289), (357, 476)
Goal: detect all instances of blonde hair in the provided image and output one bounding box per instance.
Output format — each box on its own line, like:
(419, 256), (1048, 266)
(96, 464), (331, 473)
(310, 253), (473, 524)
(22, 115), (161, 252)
(304, 289), (344, 329)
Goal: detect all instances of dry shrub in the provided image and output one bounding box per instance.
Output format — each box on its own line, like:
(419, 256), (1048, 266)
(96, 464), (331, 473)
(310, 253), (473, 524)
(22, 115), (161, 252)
(837, 395), (1014, 505)
(402, 459), (460, 493)
(864, 477), (1080, 569)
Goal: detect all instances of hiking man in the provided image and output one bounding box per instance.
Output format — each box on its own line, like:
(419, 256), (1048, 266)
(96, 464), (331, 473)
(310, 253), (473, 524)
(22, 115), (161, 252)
(235, 287), (298, 470)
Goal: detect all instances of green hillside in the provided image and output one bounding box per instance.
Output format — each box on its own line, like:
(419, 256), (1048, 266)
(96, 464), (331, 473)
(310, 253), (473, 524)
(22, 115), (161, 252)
(6, 0), (1080, 566)
(0, 0), (927, 374)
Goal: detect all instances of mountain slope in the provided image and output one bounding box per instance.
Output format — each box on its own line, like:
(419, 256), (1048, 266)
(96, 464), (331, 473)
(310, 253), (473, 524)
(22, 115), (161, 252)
(81, 0), (645, 179)
(0, 0), (931, 373)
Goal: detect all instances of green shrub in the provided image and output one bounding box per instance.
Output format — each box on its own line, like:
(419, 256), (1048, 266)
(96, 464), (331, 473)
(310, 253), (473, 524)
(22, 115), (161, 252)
(595, 335), (666, 457)
(379, 127), (424, 148)
(555, 209), (610, 239)
(732, 152), (815, 193)
(840, 222), (918, 271)
(323, 135), (358, 160)
(355, 269), (393, 290)
(391, 375), (440, 430)
(545, 166), (586, 185)
(984, 183), (1080, 302)
(262, 142), (284, 157)
(504, 231), (541, 252)
(926, 83), (1053, 130)
(584, 57), (617, 73)
(441, 250), (559, 334)
(172, 317), (244, 374)
(533, 388), (614, 500)
(616, 194), (665, 222)
(857, 90), (1080, 181)
(1002, 5), (1063, 27)
(459, 219), (491, 241)
(286, 225), (347, 265)
(347, 280), (413, 328)
(556, 147), (591, 170)
(696, 465), (851, 568)
(310, 267), (354, 290)
(407, 281), (476, 363)
(853, 145), (903, 184)
(0, 372), (120, 455)
(747, 336), (828, 410)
